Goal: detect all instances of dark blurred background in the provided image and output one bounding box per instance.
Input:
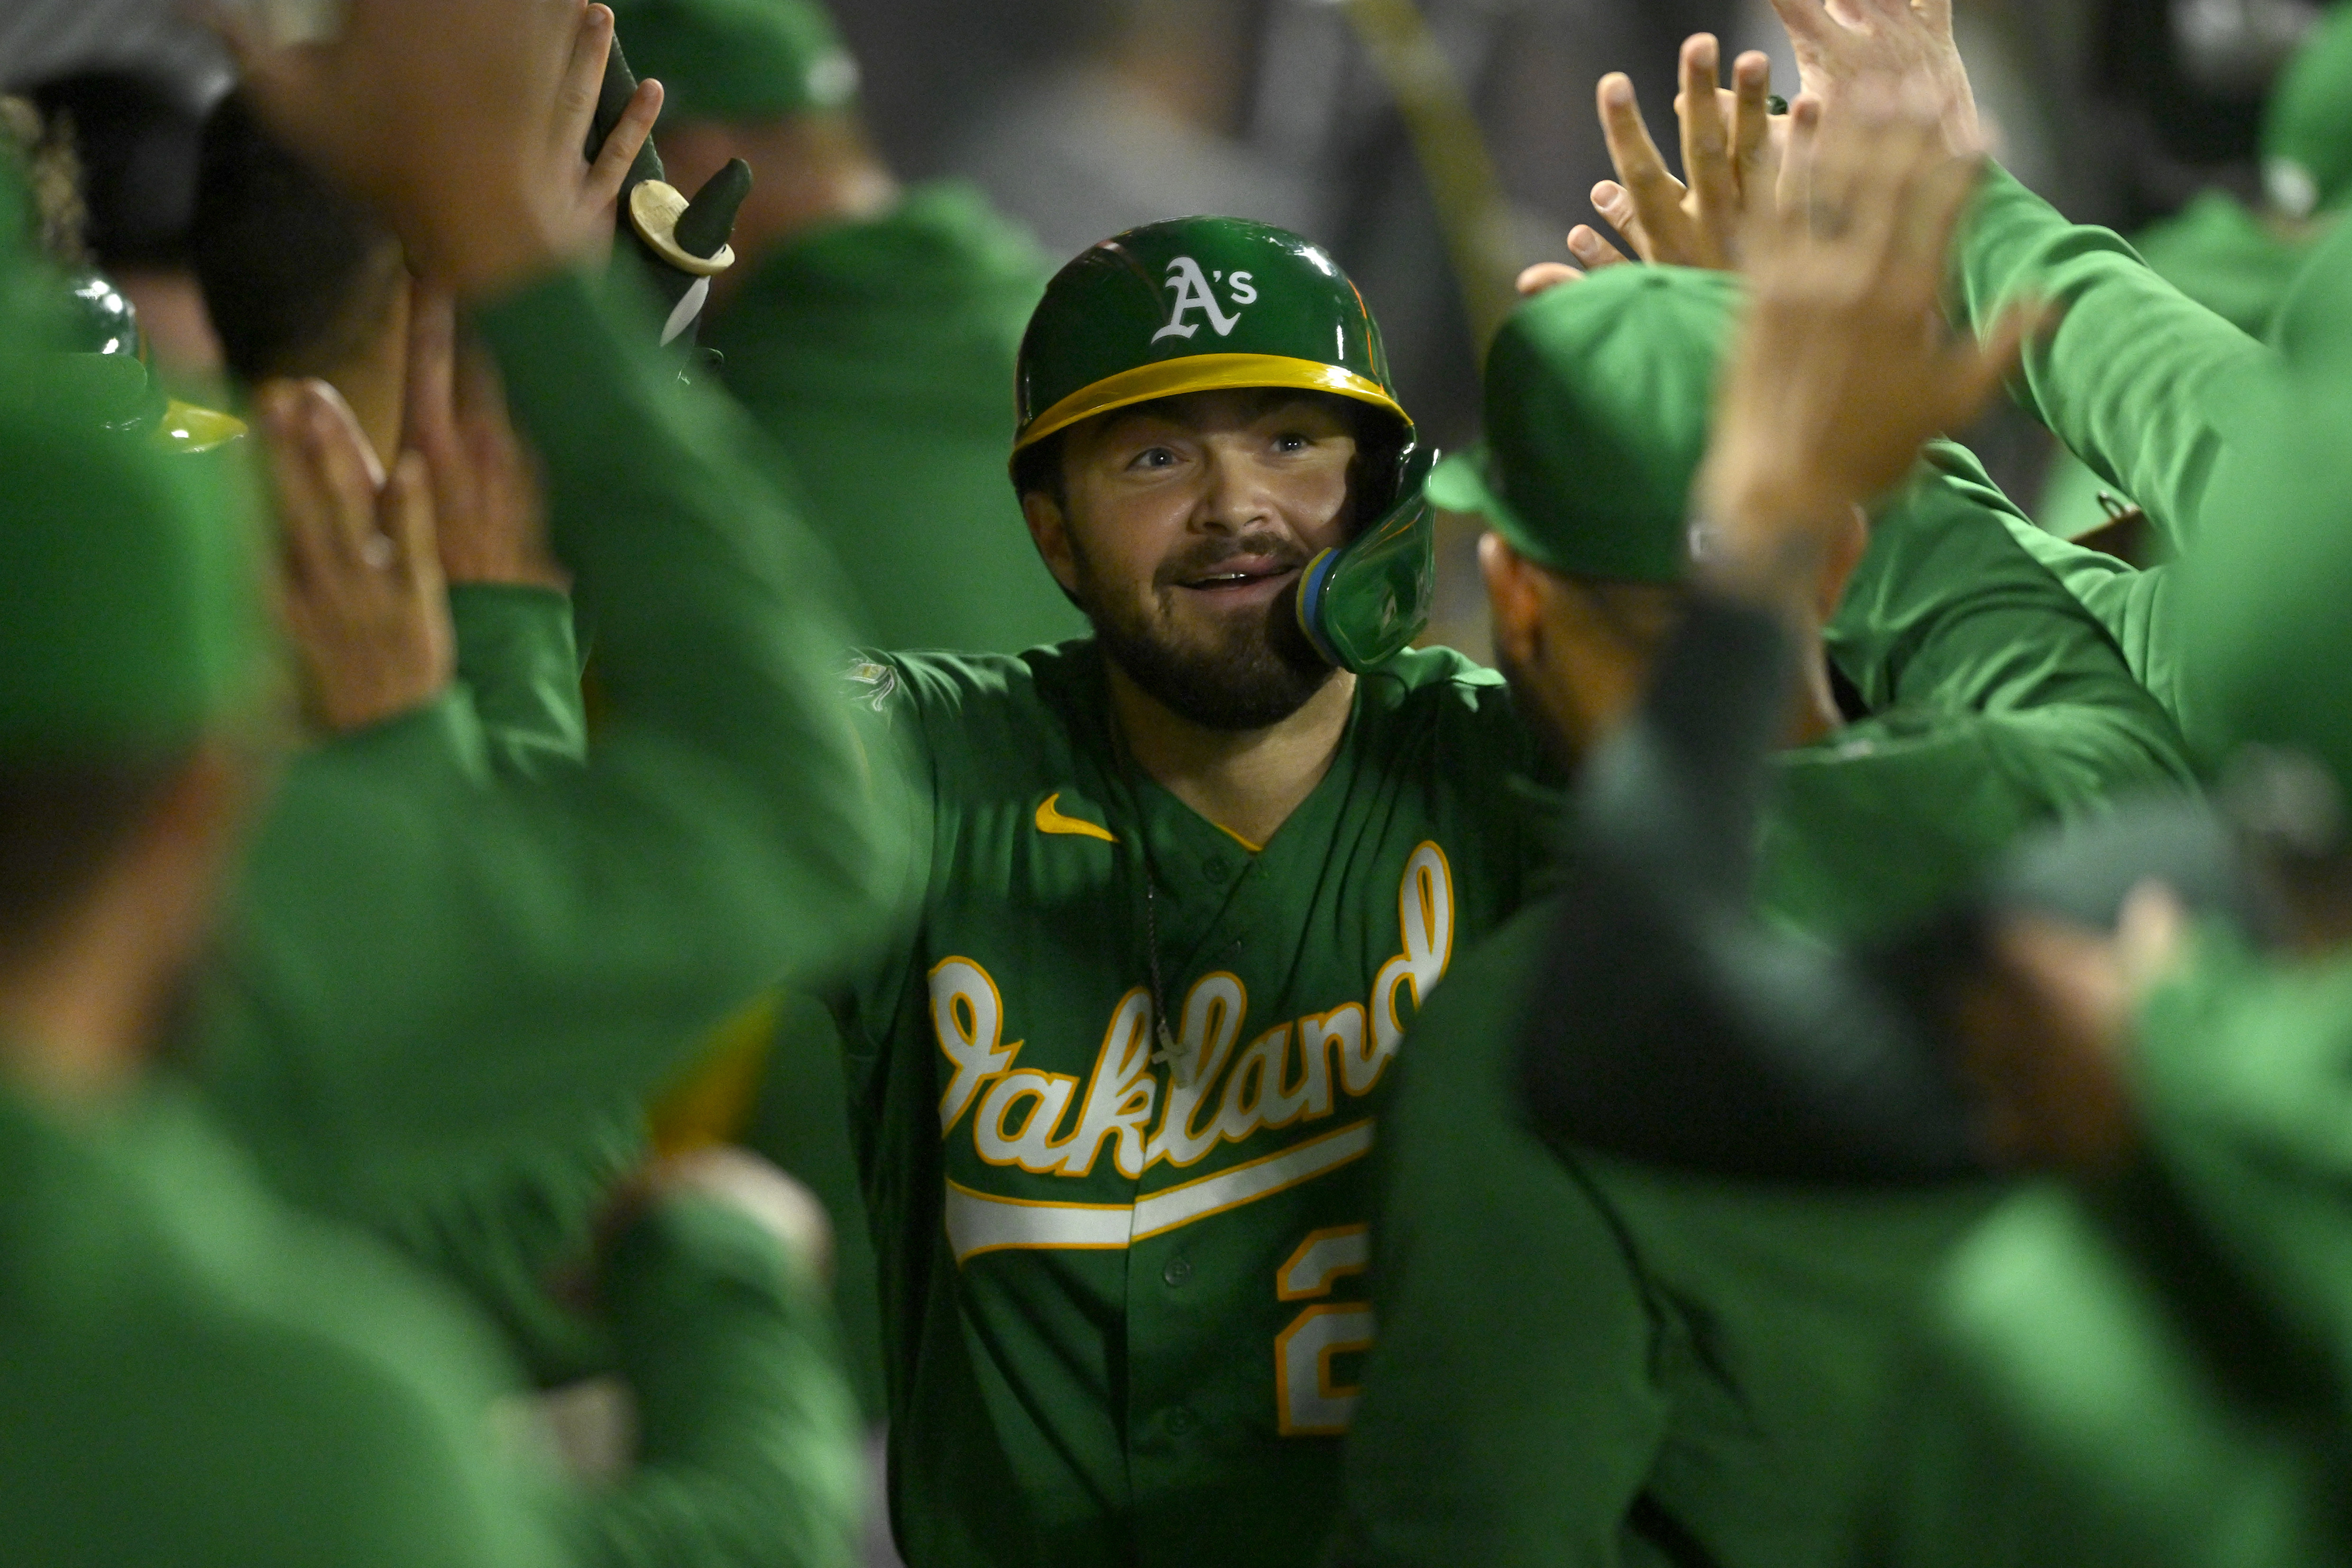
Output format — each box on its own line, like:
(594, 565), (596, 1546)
(7, 0), (2324, 647)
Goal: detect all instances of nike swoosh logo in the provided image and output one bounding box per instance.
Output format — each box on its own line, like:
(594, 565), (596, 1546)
(1036, 792), (1117, 844)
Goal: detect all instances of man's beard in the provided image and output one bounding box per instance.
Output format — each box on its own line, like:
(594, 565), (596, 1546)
(1071, 531), (1336, 732)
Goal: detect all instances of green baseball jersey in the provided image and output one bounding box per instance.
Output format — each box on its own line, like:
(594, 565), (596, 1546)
(1856, 935), (2352, 1568)
(707, 182), (1086, 655)
(832, 641), (1553, 1566)
(1336, 449), (2197, 1568)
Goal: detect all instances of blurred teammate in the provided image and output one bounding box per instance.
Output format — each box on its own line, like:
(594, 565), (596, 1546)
(1334, 128), (2191, 1563)
(612, 0), (1084, 656)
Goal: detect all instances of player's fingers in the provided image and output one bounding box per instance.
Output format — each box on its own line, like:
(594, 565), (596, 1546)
(584, 78), (663, 213)
(1677, 35), (1738, 249)
(1589, 181), (1653, 256)
(1765, 0), (1841, 54)
(1773, 93), (1822, 222)
(1516, 261), (1583, 296)
(381, 450), (445, 593)
(401, 281), (459, 457)
(298, 380), (391, 572)
(1597, 73), (1692, 254)
(552, 2), (616, 162)
(258, 382), (334, 590)
(1730, 52), (1773, 188)
(1567, 222), (1633, 272)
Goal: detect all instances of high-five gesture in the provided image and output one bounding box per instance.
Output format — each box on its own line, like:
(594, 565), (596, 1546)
(1768, 0), (1980, 153)
(1518, 36), (1819, 292)
(1585, 37), (1786, 271)
(1695, 86), (2035, 603)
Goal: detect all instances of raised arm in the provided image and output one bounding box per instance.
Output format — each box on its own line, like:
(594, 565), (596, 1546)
(194, 0), (909, 1177)
(1946, 165), (2273, 556)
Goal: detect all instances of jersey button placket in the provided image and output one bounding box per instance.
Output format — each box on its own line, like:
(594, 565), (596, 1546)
(1161, 1254), (1192, 1287)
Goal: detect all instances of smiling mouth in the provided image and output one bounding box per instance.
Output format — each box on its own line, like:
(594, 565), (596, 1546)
(1179, 561), (1301, 593)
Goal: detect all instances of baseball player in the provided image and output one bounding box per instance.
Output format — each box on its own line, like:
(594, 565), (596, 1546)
(828, 213), (1553, 1565)
(1332, 234), (2195, 1565)
(821, 185), (2188, 1560)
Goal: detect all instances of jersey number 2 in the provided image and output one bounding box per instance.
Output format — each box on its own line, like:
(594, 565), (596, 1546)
(1274, 1224), (1375, 1436)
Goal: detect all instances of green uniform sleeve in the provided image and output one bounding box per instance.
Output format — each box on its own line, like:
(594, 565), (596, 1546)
(1794, 445), (2196, 933)
(1947, 163), (2275, 554)
(196, 266), (908, 1201)
(449, 582), (588, 778)
(573, 1195), (865, 1568)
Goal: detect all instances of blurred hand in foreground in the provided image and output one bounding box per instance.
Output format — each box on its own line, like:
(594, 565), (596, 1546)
(209, 0), (662, 296)
(1693, 83), (2038, 611)
(1768, 0), (1980, 154)
(1952, 881), (2188, 1172)
(402, 289), (567, 589)
(262, 377), (456, 734)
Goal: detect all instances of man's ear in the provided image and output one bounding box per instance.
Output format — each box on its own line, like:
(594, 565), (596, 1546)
(1479, 530), (1546, 669)
(1021, 489), (1082, 597)
(1813, 504), (1872, 623)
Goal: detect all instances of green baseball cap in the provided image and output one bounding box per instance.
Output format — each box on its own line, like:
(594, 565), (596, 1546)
(607, 0), (859, 123)
(0, 376), (266, 762)
(2264, 2), (2352, 217)
(1429, 264), (1737, 583)
(1013, 215), (1412, 457)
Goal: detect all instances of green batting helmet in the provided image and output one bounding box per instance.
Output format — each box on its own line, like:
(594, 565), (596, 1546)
(1012, 216), (1435, 673)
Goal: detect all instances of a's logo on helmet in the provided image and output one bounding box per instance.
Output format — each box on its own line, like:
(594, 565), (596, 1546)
(1152, 256), (1257, 343)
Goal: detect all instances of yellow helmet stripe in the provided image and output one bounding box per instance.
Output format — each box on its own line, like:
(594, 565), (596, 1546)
(1012, 352), (1410, 455)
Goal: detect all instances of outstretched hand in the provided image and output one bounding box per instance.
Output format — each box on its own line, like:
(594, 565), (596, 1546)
(209, 0), (661, 296)
(1520, 35), (1818, 294)
(1583, 36), (1792, 272)
(1768, 0), (1980, 154)
(1694, 83), (2039, 604)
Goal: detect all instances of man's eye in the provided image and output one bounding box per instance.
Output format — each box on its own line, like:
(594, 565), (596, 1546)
(1129, 447), (1177, 470)
(1275, 432), (1313, 453)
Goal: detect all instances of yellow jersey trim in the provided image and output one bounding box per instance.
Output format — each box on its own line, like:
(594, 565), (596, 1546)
(1012, 353), (1408, 455)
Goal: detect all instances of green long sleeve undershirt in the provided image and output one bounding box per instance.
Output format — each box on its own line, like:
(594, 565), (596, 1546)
(1949, 163), (2280, 559)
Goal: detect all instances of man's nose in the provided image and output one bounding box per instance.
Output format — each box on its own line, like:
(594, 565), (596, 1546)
(1194, 449), (1274, 535)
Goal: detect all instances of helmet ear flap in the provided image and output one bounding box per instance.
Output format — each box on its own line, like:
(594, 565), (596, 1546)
(1347, 410), (1414, 531)
(1295, 443), (1439, 673)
